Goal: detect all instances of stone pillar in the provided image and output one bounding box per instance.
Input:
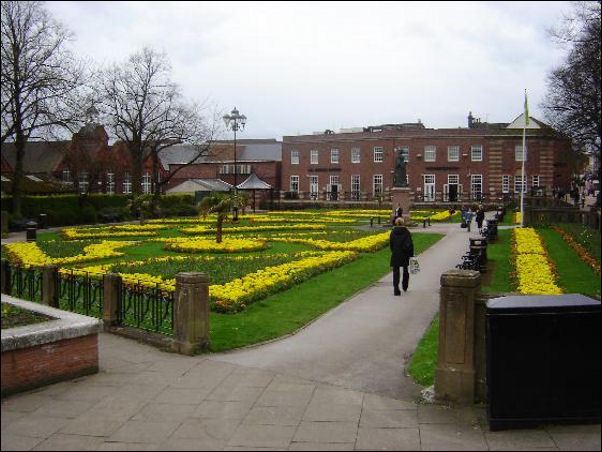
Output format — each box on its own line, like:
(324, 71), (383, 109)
(1, 258), (11, 295)
(390, 187), (412, 223)
(173, 272), (210, 355)
(103, 273), (122, 330)
(474, 294), (488, 403)
(42, 265), (59, 308)
(435, 269), (482, 404)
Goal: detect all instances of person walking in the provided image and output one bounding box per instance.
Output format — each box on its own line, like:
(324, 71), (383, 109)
(476, 205), (485, 232)
(390, 217), (414, 296)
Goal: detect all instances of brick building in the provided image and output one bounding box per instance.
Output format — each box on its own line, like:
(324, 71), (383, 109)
(281, 113), (573, 204)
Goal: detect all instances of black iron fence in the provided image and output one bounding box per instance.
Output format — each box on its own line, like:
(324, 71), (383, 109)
(7, 264), (42, 303)
(120, 281), (174, 336)
(57, 269), (104, 318)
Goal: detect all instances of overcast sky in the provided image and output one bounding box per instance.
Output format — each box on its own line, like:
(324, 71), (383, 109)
(46, 1), (573, 139)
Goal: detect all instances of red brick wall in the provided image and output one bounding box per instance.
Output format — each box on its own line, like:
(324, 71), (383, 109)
(1, 334), (99, 396)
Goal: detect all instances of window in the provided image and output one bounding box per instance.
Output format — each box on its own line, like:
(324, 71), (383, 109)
(373, 174), (383, 196)
(532, 175), (540, 187)
(373, 147), (383, 163)
(219, 164), (251, 175)
(448, 146), (460, 162)
(448, 174), (459, 185)
(62, 169), (71, 183)
(123, 172), (132, 194)
(471, 174), (483, 200)
(471, 145), (483, 162)
(351, 148), (360, 163)
(424, 145), (436, 162)
(502, 175), (511, 193)
(515, 145), (526, 162)
(291, 149), (299, 165)
(351, 175), (360, 199)
(309, 175), (319, 198)
(310, 149), (319, 164)
(79, 171), (88, 194)
(107, 172), (115, 195)
(142, 172), (152, 194)
(290, 175), (299, 193)
(399, 146), (409, 163)
(514, 175), (526, 193)
(331, 148), (339, 164)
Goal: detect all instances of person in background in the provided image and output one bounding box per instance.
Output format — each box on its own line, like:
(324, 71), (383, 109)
(390, 217), (414, 296)
(476, 205), (485, 232)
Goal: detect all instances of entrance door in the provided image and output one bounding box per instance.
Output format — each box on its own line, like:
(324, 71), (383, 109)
(424, 175), (435, 201)
(449, 184), (458, 202)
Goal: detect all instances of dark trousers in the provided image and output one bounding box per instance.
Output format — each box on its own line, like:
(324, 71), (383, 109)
(393, 266), (409, 292)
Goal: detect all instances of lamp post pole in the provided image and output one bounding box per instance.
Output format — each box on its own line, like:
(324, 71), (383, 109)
(223, 107), (247, 190)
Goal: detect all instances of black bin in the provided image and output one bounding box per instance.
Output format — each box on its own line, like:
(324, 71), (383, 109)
(486, 294), (601, 431)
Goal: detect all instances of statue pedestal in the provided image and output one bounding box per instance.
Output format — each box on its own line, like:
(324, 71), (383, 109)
(391, 187), (411, 222)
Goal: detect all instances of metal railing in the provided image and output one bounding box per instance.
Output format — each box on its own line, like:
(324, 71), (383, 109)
(8, 264), (42, 303)
(120, 281), (174, 336)
(58, 269), (103, 318)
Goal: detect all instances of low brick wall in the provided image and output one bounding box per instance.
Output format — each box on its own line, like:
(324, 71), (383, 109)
(1, 296), (102, 397)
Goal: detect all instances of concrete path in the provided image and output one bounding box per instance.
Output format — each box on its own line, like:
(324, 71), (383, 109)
(2, 218), (600, 451)
(213, 222), (470, 401)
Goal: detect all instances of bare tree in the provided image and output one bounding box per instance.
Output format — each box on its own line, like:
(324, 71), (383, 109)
(1, 0), (85, 216)
(97, 47), (218, 202)
(542, 1), (601, 198)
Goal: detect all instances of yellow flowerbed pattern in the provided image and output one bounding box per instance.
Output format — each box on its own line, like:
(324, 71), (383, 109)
(5, 241), (136, 267)
(513, 228), (562, 295)
(182, 224), (326, 235)
(62, 224), (166, 239)
(163, 237), (268, 253)
(209, 250), (358, 312)
(271, 231), (390, 252)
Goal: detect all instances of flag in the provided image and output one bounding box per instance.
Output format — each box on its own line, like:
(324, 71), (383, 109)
(524, 89), (529, 126)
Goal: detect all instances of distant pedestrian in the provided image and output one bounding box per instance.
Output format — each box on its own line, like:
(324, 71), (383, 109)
(390, 217), (414, 296)
(476, 205), (485, 231)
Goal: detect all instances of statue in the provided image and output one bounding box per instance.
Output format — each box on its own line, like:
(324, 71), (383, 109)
(394, 153), (408, 187)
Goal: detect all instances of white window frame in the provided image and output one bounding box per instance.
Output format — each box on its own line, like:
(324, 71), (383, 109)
(471, 145), (483, 162)
(424, 145), (436, 162)
(502, 175), (511, 193)
(309, 175), (319, 197)
(373, 174), (383, 196)
(62, 169), (71, 183)
(351, 147), (360, 163)
(79, 171), (88, 194)
(351, 174), (360, 198)
(331, 148), (339, 164)
(373, 147), (383, 163)
(532, 175), (540, 187)
(290, 175), (299, 193)
(142, 171), (152, 194)
(423, 174), (436, 201)
(107, 172), (115, 195)
(514, 175), (527, 193)
(447, 145), (460, 162)
(310, 149), (319, 165)
(471, 174), (483, 199)
(515, 145), (525, 162)
(291, 149), (299, 165)
(123, 172), (132, 194)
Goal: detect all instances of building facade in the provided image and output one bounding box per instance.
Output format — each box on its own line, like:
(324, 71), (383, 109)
(281, 114), (573, 203)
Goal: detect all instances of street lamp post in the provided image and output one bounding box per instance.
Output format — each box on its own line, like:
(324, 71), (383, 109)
(222, 107), (247, 189)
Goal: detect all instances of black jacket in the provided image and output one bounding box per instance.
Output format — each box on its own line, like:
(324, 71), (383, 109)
(390, 226), (414, 267)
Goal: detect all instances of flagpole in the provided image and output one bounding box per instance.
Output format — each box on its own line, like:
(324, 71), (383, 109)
(520, 89), (528, 228)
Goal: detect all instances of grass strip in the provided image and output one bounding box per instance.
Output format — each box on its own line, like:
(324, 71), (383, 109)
(209, 233), (443, 352)
(538, 228), (601, 298)
(405, 315), (439, 387)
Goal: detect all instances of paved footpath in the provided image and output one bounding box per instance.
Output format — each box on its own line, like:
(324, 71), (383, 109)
(2, 220), (600, 451)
